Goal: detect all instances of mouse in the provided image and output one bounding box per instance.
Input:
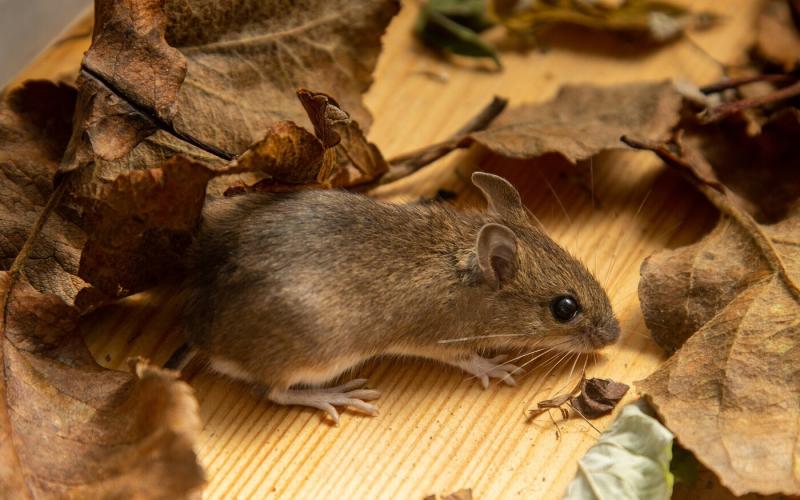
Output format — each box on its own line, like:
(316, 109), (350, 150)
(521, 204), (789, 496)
(181, 171), (620, 424)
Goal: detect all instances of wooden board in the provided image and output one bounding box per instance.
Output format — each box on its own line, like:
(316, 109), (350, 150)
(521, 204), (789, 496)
(9, 1), (761, 498)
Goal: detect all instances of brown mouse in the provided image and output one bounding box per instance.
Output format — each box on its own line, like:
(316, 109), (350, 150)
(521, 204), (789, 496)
(181, 172), (620, 424)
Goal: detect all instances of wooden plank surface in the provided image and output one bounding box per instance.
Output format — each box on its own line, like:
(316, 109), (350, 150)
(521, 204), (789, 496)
(10, 1), (761, 498)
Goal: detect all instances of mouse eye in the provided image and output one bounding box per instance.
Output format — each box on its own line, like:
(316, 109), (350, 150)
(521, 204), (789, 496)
(550, 295), (580, 322)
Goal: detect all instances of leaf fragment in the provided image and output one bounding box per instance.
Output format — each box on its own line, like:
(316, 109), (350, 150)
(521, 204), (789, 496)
(571, 377), (630, 419)
(563, 402), (674, 500)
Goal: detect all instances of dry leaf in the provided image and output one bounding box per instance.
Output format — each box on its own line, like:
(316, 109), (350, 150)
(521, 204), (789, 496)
(528, 375), (629, 421)
(75, 157), (216, 297)
(297, 89), (388, 187)
(629, 139), (800, 496)
(686, 109), (800, 223)
(0, 81), (91, 308)
(0, 273), (205, 498)
(755, 0), (800, 71)
(489, 0), (717, 43)
(467, 81), (682, 163)
(571, 377), (630, 418)
(63, 0), (399, 183)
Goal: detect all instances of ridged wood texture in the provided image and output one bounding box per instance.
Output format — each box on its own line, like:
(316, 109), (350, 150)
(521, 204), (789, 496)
(10, 1), (760, 498)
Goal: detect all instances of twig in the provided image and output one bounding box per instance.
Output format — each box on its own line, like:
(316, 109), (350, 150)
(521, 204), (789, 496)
(699, 80), (800, 124)
(380, 96), (508, 184)
(699, 74), (797, 94)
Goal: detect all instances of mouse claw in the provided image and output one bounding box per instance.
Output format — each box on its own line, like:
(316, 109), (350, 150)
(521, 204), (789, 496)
(320, 403), (341, 426)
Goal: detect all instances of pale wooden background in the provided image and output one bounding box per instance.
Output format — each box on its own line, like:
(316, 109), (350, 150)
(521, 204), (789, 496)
(10, 1), (761, 498)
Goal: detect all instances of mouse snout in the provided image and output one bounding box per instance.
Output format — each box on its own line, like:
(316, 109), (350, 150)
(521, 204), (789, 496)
(586, 319), (620, 349)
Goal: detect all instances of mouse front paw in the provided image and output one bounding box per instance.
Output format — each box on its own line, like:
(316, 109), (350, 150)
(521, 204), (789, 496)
(268, 379), (381, 425)
(451, 354), (520, 389)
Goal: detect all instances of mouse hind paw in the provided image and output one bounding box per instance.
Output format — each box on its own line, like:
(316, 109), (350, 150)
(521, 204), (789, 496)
(268, 380), (381, 425)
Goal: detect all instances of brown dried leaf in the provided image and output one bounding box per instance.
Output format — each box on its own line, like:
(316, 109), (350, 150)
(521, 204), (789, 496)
(0, 273), (204, 498)
(755, 0), (800, 71)
(297, 89), (388, 187)
(490, 0), (717, 43)
(0, 81), (90, 308)
(74, 157), (216, 297)
(630, 140), (800, 496)
(571, 377), (630, 419)
(225, 121), (326, 185)
(687, 109), (800, 222)
(467, 81), (682, 163)
(63, 0), (399, 182)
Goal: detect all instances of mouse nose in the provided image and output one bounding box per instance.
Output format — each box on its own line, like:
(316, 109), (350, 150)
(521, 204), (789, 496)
(587, 319), (620, 348)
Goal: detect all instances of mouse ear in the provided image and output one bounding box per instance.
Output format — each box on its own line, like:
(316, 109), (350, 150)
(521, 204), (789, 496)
(476, 223), (518, 289)
(472, 172), (525, 221)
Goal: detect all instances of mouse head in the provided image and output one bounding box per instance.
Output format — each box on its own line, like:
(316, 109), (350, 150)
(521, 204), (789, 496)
(469, 172), (620, 353)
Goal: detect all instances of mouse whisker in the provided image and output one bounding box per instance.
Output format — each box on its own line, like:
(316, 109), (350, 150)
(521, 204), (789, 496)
(436, 333), (527, 344)
(477, 339), (575, 384)
(537, 349), (574, 381)
(554, 352), (581, 394)
(509, 341), (573, 378)
(603, 188), (652, 288)
(539, 170), (580, 255)
(437, 333), (528, 344)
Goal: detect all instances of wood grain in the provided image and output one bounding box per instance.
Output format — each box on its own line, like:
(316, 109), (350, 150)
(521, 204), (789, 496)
(11, 1), (762, 498)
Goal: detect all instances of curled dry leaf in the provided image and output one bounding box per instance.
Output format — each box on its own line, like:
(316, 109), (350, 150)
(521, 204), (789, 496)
(571, 377), (630, 419)
(466, 81), (682, 163)
(0, 81), (90, 308)
(0, 273), (205, 498)
(755, 0), (800, 71)
(528, 375), (629, 422)
(296, 89), (388, 187)
(628, 138), (800, 496)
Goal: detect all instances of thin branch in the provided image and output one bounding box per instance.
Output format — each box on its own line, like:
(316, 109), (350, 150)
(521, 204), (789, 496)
(380, 96), (508, 184)
(699, 80), (800, 124)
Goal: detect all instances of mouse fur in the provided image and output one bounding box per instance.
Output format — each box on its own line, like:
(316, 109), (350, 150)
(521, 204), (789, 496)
(181, 172), (620, 422)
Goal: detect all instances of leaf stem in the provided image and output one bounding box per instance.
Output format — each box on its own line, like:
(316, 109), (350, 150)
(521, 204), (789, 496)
(699, 80), (800, 124)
